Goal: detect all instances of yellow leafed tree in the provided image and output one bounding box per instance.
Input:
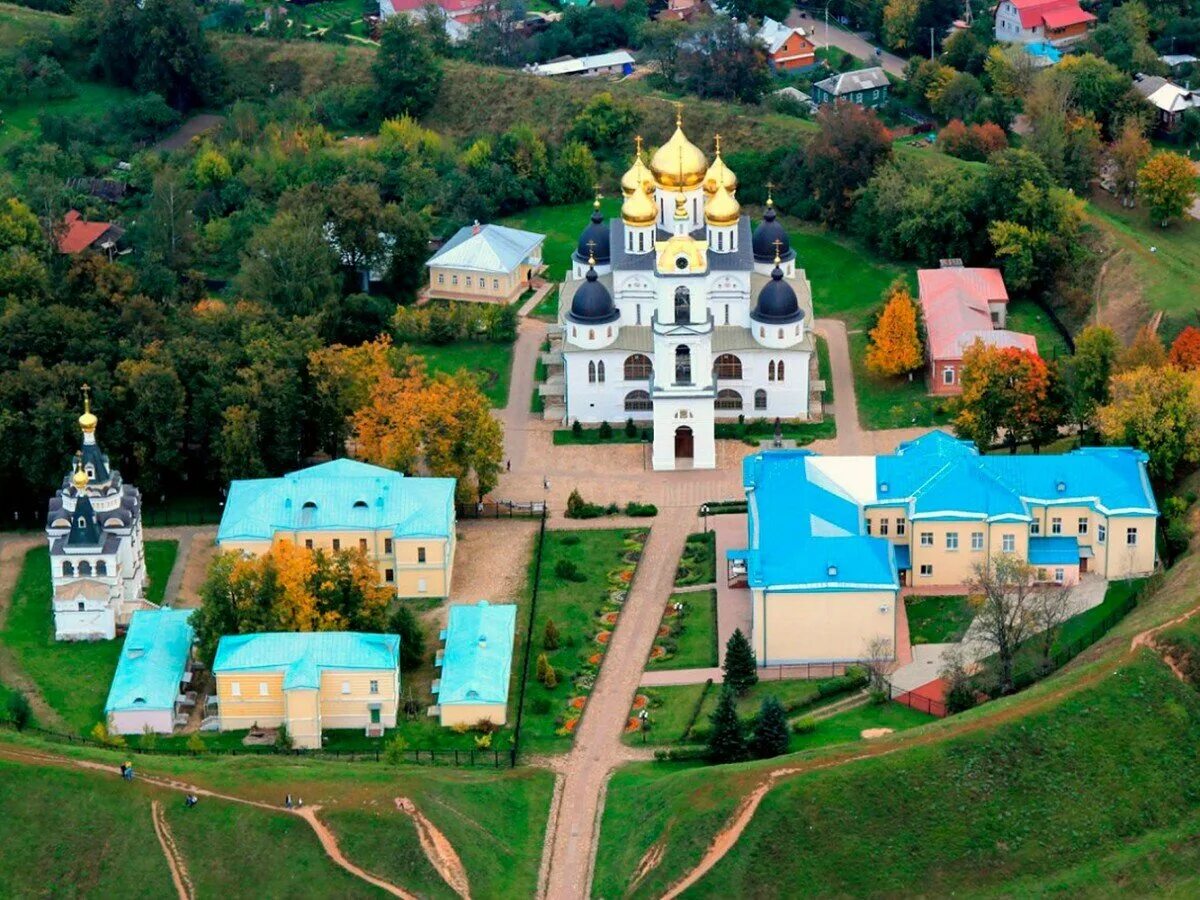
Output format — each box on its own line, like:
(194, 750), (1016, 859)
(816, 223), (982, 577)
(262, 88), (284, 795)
(866, 285), (924, 377)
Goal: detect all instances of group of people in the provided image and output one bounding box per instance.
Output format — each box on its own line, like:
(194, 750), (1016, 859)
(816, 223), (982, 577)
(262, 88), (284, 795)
(119, 758), (200, 809)
(119, 760), (135, 781)
(284, 794), (304, 809)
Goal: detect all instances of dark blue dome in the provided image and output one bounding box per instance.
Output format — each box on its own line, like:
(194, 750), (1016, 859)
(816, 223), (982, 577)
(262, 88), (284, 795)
(752, 202), (792, 263)
(568, 266), (618, 324)
(576, 205), (610, 264)
(752, 265), (803, 324)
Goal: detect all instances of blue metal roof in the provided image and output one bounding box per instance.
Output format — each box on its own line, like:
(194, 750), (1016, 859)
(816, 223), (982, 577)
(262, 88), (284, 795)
(217, 459), (455, 543)
(1028, 536), (1080, 566)
(105, 609), (194, 713)
(435, 601), (516, 706)
(213, 632), (400, 690)
(894, 544), (911, 570)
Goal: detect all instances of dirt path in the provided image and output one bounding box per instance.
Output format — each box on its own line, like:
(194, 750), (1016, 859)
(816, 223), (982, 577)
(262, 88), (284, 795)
(395, 797), (471, 899)
(151, 800), (195, 900)
(297, 805), (417, 899)
(655, 596), (1200, 898)
(0, 536), (66, 730)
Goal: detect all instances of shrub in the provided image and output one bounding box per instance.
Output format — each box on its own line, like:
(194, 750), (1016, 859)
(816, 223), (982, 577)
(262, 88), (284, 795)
(384, 734), (410, 765)
(140, 725), (159, 751)
(544, 664), (558, 689)
(543, 618), (561, 650)
(536, 652), (551, 684)
(654, 745), (709, 761)
(186, 732), (206, 753)
(531, 697), (552, 715)
(625, 417), (637, 437)
(275, 723), (293, 752)
(868, 688), (889, 705)
(4, 691), (31, 730)
(572, 419), (583, 437)
(599, 420), (613, 439)
(388, 603), (427, 672)
(561, 533), (580, 545)
(91, 722), (125, 747)
(566, 488), (605, 519)
(473, 717), (499, 734)
(554, 559), (584, 581)
(474, 732), (493, 748)
(793, 714), (817, 734)
(625, 502), (658, 517)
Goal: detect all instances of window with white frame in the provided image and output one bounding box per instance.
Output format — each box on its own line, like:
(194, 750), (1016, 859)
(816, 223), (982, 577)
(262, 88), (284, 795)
(369, 680), (379, 694)
(1030, 520), (1041, 535)
(1054, 567), (1065, 583)
(946, 532), (959, 550)
(943, 367), (955, 385)
(341, 681), (351, 694)
(896, 519), (906, 536)
(230, 682), (241, 697)
(1051, 517), (1062, 535)
(418, 578), (428, 593)
(1098, 524), (1107, 543)
(1002, 534), (1015, 553)
(971, 532), (984, 551)
(259, 682), (269, 696)
(919, 564), (933, 577)
(920, 532), (933, 547)
(1126, 527), (1138, 546)
(880, 519), (889, 536)
(1078, 517), (1089, 535)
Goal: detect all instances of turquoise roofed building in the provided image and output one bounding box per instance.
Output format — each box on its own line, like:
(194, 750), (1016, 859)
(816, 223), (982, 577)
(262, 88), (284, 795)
(729, 431), (1157, 666)
(105, 608), (195, 735)
(433, 600), (517, 727)
(217, 458), (457, 599)
(212, 632), (401, 749)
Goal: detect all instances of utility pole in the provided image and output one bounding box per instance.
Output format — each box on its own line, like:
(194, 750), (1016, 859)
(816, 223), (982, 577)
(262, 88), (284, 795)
(930, 26), (935, 60)
(824, 2), (830, 51)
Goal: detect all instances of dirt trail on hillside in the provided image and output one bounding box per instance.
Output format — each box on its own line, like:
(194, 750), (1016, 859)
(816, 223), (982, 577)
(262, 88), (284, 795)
(151, 800), (195, 900)
(0, 746), (417, 899)
(656, 597), (1200, 899)
(395, 797), (472, 899)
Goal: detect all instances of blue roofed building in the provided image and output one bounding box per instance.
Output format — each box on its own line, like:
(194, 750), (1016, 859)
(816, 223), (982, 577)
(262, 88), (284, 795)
(105, 608), (195, 735)
(426, 221), (546, 304)
(212, 631), (401, 749)
(731, 432), (1157, 665)
(432, 600), (517, 727)
(217, 458), (457, 599)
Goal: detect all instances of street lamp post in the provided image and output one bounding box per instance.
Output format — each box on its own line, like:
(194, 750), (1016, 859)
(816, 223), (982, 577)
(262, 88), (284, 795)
(639, 708), (650, 744)
(701, 503), (709, 534)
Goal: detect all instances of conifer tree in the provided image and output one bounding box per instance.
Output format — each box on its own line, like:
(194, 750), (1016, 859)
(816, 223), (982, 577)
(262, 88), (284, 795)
(543, 618), (560, 651)
(536, 652), (551, 685)
(723, 628), (758, 695)
(750, 695), (790, 759)
(865, 284), (924, 377)
(707, 686), (748, 763)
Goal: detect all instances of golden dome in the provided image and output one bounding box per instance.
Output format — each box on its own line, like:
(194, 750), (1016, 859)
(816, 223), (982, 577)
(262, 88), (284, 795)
(71, 466), (89, 491)
(78, 383), (97, 434)
(704, 136), (738, 196)
(649, 106), (707, 190)
(705, 182), (741, 226)
(620, 136), (655, 198)
(621, 183), (657, 227)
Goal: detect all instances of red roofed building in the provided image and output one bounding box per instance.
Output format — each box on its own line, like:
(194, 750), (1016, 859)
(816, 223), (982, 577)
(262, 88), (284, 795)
(994, 0), (1095, 46)
(918, 263), (1038, 396)
(58, 210), (125, 258)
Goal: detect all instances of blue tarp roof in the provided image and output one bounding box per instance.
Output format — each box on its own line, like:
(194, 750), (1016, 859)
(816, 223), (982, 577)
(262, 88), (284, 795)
(435, 601), (517, 706)
(217, 459), (455, 543)
(105, 609), (194, 713)
(213, 632), (400, 690)
(1028, 536), (1080, 566)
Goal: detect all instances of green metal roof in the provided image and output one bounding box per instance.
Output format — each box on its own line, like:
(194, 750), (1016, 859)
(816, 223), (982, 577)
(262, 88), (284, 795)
(435, 601), (516, 706)
(105, 609), (195, 713)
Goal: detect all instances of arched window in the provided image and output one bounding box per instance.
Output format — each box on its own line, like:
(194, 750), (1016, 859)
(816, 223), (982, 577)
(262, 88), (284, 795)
(302, 501), (317, 511)
(674, 345), (692, 384)
(606, 326), (612, 337)
(713, 354), (743, 380)
(597, 361), (606, 383)
(759, 326), (766, 338)
(96, 560), (107, 576)
(588, 329), (595, 340)
(674, 286), (690, 323)
(715, 389), (743, 411)
(624, 390), (652, 412)
(717, 232), (723, 251)
(768, 361), (776, 382)
(624, 354), (652, 380)
(778, 328), (784, 339)
(63, 561), (74, 577)
(353, 500), (368, 509)
(588, 361), (597, 383)
(755, 389), (767, 410)
(78, 561), (92, 577)
(777, 360), (785, 381)
(638, 232), (644, 252)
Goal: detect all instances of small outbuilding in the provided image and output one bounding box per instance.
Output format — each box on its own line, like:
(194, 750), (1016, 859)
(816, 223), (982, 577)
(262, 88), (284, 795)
(426, 222), (546, 304)
(433, 600), (517, 727)
(811, 67), (891, 108)
(104, 608), (195, 735)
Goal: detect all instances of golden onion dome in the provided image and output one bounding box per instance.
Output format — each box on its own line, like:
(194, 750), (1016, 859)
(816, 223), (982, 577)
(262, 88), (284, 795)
(705, 182), (741, 226)
(649, 107), (707, 190)
(71, 466), (89, 491)
(620, 137), (655, 198)
(78, 384), (97, 434)
(704, 137), (738, 196)
(621, 184), (657, 227)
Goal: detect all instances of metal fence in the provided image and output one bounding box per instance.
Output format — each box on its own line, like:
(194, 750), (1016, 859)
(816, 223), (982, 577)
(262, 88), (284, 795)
(457, 499), (547, 520)
(756, 661), (860, 681)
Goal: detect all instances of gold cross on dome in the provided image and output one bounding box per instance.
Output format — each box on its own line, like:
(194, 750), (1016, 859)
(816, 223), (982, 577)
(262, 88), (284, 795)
(714, 133), (722, 154)
(674, 101), (684, 127)
(635, 134), (643, 156)
(587, 239), (597, 266)
(81, 383), (91, 412)
(772, 238), (783, 264)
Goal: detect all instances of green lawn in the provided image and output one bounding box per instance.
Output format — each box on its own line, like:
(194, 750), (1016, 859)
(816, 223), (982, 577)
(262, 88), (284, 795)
(553, 425), (648, 445)
(649, 590), (718, 670)
(850, 331), (954, 430)
(405, 341), (513, 407)
(1006, 299), (1072, 362)
(0, 81), (135, 156)
(904, 594), (974, 644)
(529, 286), (559, 321)
(815, 333), (834, 403)
(788, 701), (935, 752)
(1, 542), (177, 735)
(518, 528), (648, 754)
(674, 531), (716, 587)
(144, 540), (179, 606)
(499, 198), (622, 281)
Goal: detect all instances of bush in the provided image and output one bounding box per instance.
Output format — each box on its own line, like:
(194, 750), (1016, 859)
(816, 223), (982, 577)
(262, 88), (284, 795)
(186, 732), (206, 754)
(625, 502), (658, 517)
(572, 419), (583, 437)
(388, 603), (427, 671)
(474, 732), (493, 748)
(384, 734), (410, 765)
(793, 714), (817, 735)
(91, 722), (126, 747)
(599, 420), (613, 439)
(653, 745), (709, 761)
(531, 697), (552, 715)
(554, 559), (584, 581)
(274, 723), (294, 751)
(543, 618), (561, 650)
(566, 488), (606, 519)
(473, 717), (499, 734)
(140, 725), (159, 751)
(868, 689), (889, 705)
(4, 691), (31, 730)
(561, 533), (580, 545)
(625, 417), (637, 437)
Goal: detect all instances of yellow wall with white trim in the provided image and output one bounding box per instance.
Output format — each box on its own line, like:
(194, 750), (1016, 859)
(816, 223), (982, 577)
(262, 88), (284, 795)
(752, 589), (896, 664)
(439, 702), (507, 728)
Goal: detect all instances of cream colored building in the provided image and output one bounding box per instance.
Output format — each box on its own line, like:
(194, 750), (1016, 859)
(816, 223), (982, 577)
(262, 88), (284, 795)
(433, 600), (516, 727)
(733, 432), (1158, 665)
(426, 222), (545, 304)
(211, 632), (400, 749)
(217, 459), (456, 598)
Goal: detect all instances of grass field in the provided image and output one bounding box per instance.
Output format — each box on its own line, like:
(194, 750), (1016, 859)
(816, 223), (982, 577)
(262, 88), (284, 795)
(518, 528), (647, 754)
(674, 531), (716, 587)
(1, 542), (178, 735)
(649, 590), (718, 670)
(1006, 299), (1072, 362)
(405, 341), (513, 407)
(815, 334), (834, 403)
(529, 285), (559, 321)
(850, 331), (954, 430)
(905, 594), (974, 644)
(789, 701), (934, 752)
(0, 81), (136, 156)
(499, 198), (622, 281)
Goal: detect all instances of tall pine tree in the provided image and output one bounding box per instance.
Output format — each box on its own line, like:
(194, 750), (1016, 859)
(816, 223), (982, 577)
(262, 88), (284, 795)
(706, 686), (748, 763)
(750, 695), (790, 759)
(723, 628), (758, 695)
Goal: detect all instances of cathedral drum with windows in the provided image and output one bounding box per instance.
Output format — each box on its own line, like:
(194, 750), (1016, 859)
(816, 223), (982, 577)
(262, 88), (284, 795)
(44, 387), (150, 641)
(553, 113), (815, 471)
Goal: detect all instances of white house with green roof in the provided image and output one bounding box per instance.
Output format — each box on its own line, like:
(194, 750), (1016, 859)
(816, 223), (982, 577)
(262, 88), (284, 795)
(433, 601), (517, 727)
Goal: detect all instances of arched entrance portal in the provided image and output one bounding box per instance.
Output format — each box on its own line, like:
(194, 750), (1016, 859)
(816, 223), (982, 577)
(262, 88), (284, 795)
(674, 426), (694, 461)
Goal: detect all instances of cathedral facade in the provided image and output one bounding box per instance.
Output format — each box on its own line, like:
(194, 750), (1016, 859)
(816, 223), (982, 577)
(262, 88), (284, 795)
(550, 114), (815, 471)
(45, 388), (150, 641)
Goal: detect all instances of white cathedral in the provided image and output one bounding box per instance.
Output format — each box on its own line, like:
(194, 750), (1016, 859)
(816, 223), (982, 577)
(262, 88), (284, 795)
(45, 387), (151, 641)
(546, 113), (816, 471)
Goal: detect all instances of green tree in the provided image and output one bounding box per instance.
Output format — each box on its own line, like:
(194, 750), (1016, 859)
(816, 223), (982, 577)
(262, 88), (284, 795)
(1063, 324), (1119, 435)
(809, 102), (893, 226)
(549, 141), (599, 205)
(236, 208), (339, 317)
(707, 686), (748, 763)
(543, 618), (560, 651)
(217, 404), (267, 484)
(388, 603), (427, 672)
(567, 92), (639, 151)
(1097, 365), (1200, 484)
(750, 695), (790, 759)
(4, 691), (31, 730)
(723, 627), (758, 695)
(1138, 151), (1199, 226)
(374, 17), (443, 119)
(111, 353), (186, 496)
(676, 17), (772, 103)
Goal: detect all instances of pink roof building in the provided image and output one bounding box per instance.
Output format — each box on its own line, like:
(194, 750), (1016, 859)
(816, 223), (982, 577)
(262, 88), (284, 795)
(917, 265), (1038, 395)
(58, 210), (124, 256)
(995, 0), (1095, 46)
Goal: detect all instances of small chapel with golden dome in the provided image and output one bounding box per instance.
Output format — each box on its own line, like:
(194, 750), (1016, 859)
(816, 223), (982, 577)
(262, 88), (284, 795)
(44, 387), (151, 641)
(547, 111), (816, 471)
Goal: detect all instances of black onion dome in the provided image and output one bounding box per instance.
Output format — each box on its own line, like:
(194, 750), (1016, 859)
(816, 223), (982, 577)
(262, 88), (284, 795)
(568, 266), (618, 324)
(752, 265), (803, 324)
(752, 203), (792, 263)
(576, 206), (610, 264)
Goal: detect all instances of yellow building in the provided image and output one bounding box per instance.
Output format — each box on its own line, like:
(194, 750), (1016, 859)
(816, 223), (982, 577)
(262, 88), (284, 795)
(426, 222), (545, 304)
(211, 632), (401, 749)
(217, 459), (456, 599)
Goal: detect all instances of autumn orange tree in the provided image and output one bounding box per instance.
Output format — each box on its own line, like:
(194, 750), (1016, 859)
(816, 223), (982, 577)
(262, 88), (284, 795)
(954, 343), (1064, 452)
(865, 283), (924, 378)
(191, 543), (393, 663)
(1169, 326), (1200, 371)
(1116, 324), (1167, 373)
(1097, 365), (1200, 484)
(1137, 151), (1198, 226)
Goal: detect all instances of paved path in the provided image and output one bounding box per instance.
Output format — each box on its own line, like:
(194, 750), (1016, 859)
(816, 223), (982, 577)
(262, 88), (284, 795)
(789, 10), (909, 78)
(541, 510), (694, 900)
(816, 319), (866, 453)
(517, 281), (555, 317)
(497, 316), (550, 474)
(641, 666), (722, 687)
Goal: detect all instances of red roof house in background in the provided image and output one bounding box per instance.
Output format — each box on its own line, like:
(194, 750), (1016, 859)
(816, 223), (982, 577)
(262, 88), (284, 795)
(994, 0), (1095, 46)
(58, 210), (125, 257)
(918, 263), (1038, 396)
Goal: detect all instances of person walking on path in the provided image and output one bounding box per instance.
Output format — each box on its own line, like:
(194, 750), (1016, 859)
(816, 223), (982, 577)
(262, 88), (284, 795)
(123, 761), (134, 781)
(285, 794), (293, 809)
